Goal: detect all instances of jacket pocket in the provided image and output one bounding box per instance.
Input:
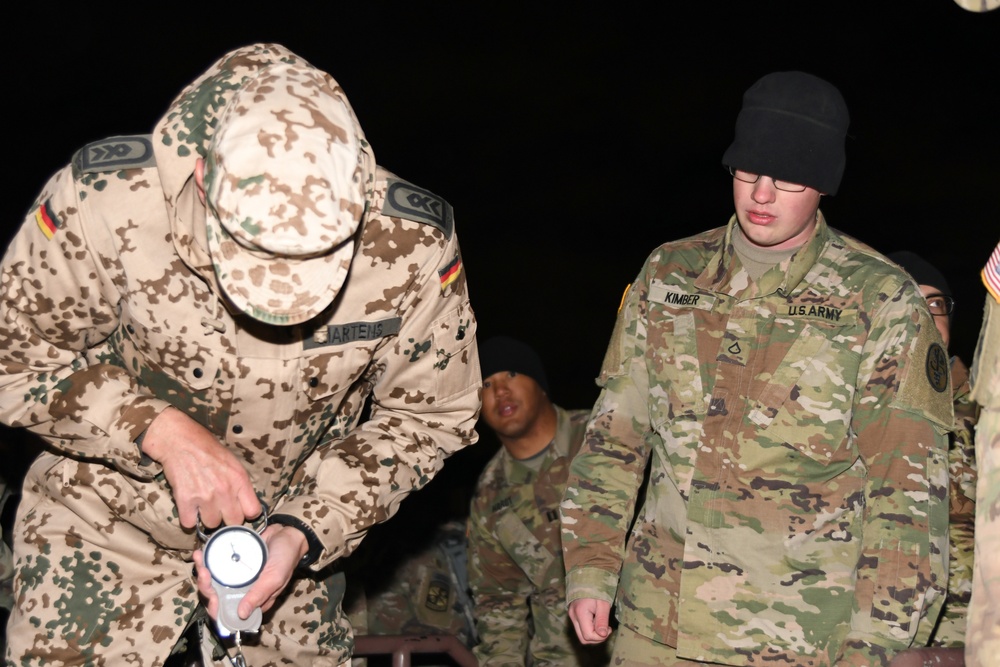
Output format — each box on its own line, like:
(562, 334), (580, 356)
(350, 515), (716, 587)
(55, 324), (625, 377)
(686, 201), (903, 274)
(646, 281), (710, 424)
(748, 320), (860, 464)
(111, 304), (221, 395)
(429, 303), (477, 402)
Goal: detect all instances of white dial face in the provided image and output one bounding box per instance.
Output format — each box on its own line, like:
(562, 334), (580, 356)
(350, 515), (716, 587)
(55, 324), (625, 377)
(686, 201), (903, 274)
(204, 526), (267, 588)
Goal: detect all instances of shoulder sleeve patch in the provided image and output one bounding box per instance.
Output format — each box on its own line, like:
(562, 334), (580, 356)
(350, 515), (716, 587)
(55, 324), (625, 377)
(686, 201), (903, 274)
(438, 254), (463, 292)
(34, 199), (61, 239)
(598, 283), (638, 386)
(382, 177), (454, 239)
(925, 342), (950, 393)
(896, 312), (954, 429)
(72, 135), (156, 175)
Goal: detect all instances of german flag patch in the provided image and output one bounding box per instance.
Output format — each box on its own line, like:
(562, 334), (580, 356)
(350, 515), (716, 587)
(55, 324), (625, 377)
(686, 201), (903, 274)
(439, 254), (462, 291)
(34, 200), (59, 239)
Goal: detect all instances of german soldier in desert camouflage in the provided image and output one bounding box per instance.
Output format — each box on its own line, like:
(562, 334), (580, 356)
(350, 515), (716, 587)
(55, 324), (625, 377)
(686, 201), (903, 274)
(560, 71), (953, 666)
(0, 43), (480, 666)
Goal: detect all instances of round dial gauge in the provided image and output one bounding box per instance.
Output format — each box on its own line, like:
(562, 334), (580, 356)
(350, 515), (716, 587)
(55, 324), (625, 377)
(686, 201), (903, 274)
(204, 525), (267, 588)
(952, 0), (1000, 12)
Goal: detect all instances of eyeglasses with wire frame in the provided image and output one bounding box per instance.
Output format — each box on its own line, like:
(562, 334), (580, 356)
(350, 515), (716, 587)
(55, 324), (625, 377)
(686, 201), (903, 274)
(727, 166), (808, 193)
(925, 293), (955, 317)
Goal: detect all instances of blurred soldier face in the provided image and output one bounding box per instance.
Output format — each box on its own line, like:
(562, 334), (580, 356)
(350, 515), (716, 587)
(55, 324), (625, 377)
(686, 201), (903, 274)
(733, 176), (823, 251)
(482, 371), (548, 441)
(918, 284), (951, 348)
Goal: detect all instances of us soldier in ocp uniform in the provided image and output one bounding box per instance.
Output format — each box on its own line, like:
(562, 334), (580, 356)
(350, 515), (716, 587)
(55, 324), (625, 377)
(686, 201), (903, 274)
(560, 71), (953, 666)
(966, 240), (1000, 667)
(0, 43), (480, 666)
(469, 336), (608, 666)
(887, 250), (978, 649)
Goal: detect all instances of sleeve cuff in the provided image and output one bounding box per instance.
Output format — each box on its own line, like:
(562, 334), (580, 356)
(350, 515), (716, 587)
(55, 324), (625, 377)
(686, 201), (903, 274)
(111, 396), (174, 478)
(565, 566), (619, 605)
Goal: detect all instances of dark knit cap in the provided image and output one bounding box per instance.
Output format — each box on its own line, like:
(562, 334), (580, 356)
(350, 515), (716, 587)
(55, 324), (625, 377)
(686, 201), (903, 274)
(887, 251), (952, 296)
(722, 71), (850, 195)
(479, 335), (549, 394)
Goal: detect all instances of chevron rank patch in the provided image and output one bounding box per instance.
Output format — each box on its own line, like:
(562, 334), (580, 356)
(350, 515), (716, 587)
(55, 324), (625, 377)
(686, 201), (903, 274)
(72, 135), (157, 175)
(439, 254), (462, 292)
(34, 200), (59, 239)
(382, 177), (454, 239)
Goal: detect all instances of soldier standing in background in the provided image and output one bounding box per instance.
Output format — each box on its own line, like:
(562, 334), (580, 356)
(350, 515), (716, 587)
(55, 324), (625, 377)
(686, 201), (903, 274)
(469, 336), (608, 666)
(560, 71), (953, 665)
(0, 43), (480, 666)
(887, 250), (978, 649)
(966, 241), (1000, 667)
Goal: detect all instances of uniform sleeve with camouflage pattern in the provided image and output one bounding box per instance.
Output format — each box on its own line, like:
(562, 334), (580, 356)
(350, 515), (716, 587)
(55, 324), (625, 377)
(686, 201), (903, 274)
(927, 356), (978, 647)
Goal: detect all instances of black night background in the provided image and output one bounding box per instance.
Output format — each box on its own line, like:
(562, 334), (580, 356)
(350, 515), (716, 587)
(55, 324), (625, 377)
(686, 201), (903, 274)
(5, 3), (998, 487)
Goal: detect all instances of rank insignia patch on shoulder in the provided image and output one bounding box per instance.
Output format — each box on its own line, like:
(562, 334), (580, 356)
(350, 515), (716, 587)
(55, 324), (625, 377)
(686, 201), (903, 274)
(926, 342), (949, 393)
(72, 135), (157, 175)
(439, 254), (463, 291)
(35, 199), (59, 239)
(383, 178), (454, 239)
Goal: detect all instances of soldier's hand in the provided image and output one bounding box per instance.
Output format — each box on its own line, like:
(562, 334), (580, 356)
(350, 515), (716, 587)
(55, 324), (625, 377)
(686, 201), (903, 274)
(568, 598), (613, 644)
(140, 406), (261, 529)
(193, 523), (308, 621)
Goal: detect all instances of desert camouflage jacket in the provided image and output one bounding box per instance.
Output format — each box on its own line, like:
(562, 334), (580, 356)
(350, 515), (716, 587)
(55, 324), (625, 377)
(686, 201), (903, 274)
(0, 43), (480, 567)
(561, 214), (953, 666)
(469, 405), (589, 665)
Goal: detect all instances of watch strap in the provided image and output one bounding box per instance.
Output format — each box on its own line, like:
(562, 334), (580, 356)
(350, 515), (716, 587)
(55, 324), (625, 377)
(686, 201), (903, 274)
(270, 514), (322, 568)
(134, 429), (154, 467)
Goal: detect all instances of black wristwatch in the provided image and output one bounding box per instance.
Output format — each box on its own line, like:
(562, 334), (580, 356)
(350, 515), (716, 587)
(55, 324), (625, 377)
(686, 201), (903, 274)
(269, 514), (322, 568)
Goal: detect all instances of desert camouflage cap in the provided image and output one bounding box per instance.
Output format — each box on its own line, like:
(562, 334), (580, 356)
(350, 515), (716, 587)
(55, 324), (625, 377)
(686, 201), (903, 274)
(204, 60), (366, 325)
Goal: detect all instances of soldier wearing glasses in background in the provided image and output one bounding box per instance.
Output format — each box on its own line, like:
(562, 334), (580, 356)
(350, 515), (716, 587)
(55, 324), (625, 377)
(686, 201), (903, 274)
(560, 71), (954, 665)
(887, 251), (978, 650)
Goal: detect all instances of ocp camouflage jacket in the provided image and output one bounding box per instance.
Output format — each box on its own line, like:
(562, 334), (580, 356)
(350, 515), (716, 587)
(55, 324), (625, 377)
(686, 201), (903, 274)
(561, 215), (953, 666)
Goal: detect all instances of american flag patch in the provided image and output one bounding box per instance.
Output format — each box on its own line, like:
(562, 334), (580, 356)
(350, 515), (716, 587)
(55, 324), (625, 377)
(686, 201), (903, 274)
(439, 254), (462, 291)
(34, 200), (59, 239)
(984, 241), (1000, 304)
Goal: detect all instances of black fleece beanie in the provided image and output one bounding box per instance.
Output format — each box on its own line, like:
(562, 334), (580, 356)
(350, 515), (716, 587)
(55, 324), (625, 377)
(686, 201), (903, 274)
(723, 71), (850, 195)
(478, 336), (550, 394)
